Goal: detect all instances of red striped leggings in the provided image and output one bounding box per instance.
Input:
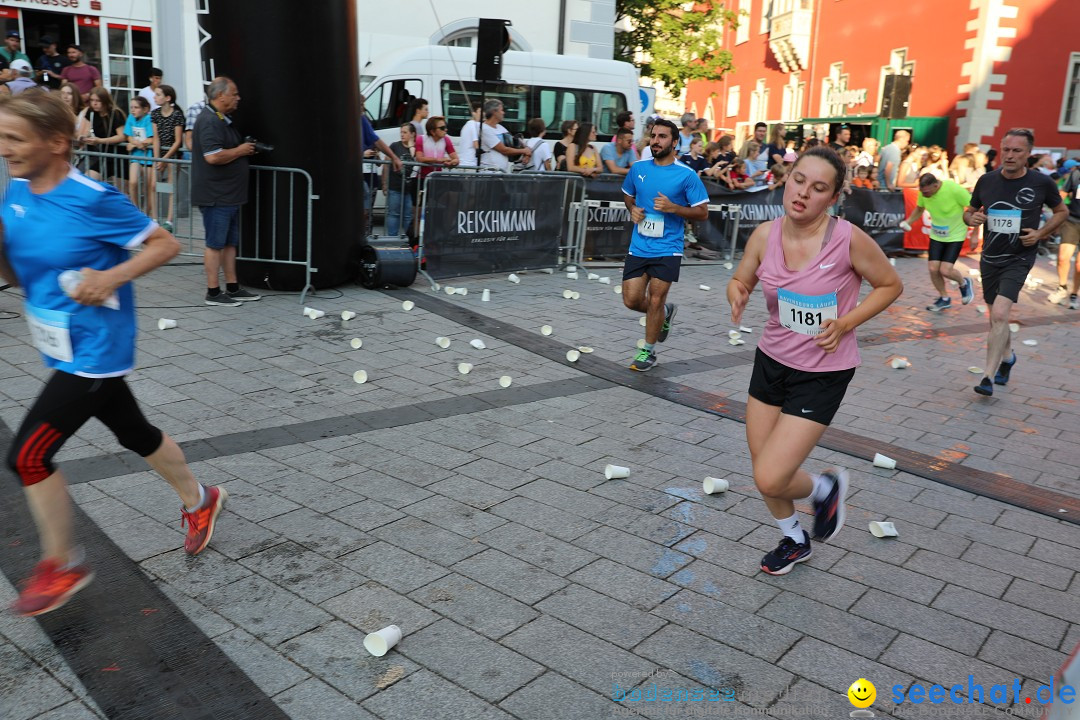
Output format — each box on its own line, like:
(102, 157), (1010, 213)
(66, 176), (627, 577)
(6, 372), (163, 486)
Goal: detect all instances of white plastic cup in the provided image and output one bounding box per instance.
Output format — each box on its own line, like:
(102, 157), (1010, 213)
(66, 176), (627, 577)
(306, 308), (325, 319)
(562, 290), (574, 299)
(729, 338), (745, 346)
(578, 346), (594, 353)
(445, 286), (457, 295)
(540, 325), (553, 336)
(470, 339), (487, 350)
(566, 349), (581, 362)
(728, 329), (741, 339)
(969, 268), (979, 276)
(587, 273), (600, 280)
(565, 265), (577, 272)
(698, 284), (711, 291)
(899, 221), (912, 232)
(976, 304), (987, 314)
(889, 258), (896, 266)
(598, 276), (611, 285)
(401, 300), (415, 312)
(1022, 339), (1038, 346)
(739, 326), (753, 333)
(868, 521), (899, 538)
(455, 287), (468, 296)
(570, 291), (580, 300)
(157, 318), (177, 330)
(508, 273), (520, 284)
(566, 272), (579, 280)
(540, 268), (555, 274)
(967, 366), (983, 374)
(873, 453), (897, 470)
(890, 357), (910, 369)
(481, 289), (491, 302)
(723, 262), (733, 270)
(614, 286), (622, 294)
(604, 464), (630, 480)
(341, 310), (357, 321)
(499, 375), (512, 388)
(457, 363), (473, 375)
(353, 370), (368, 384)
(1008, 323), (1020, 333)
(363, 625), (402, 657)
(703, 477), (729, 494)
(639, 317), (647, 327)
(303, 306), (318, 317)
(350, 338), (363, 349)
(636, 338), (646, 349)
(435, 337), (451, 349)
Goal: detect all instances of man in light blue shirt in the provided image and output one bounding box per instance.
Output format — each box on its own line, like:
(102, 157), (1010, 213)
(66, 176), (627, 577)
(601, 129), (636, 176)
(620, 118), (709, 371)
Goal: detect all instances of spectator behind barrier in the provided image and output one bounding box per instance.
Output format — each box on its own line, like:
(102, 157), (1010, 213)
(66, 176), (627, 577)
(566, 122), (600, 178)
(636, 116), (656, 161)
(415, 115), (459, 179)
(124, 95), (158, 218)
(79, 87), (127, 183)
(877, 129), (910, 191)
(7, 60), (36, 95)
(855, 137), (879, 169)
(456, 100), (484, 168)
(522, 117), (552, 172)
(383, 123), (418, 238)
(739, 140), (768, 184)
(897, 146), (928, 189)
(60, 44), (101, 103)
(405, 97), (429, 139)
(851, 164), (875, 189)
(479, 99), (531, 171)
(554, 119), (577, 171)
(601, 127), (635, 176)
(678, 137), (709, 175)
(139, 67), (163, 110)
(152, 83), (184, 231)
(677, 113), (696, 155)
(762, 123), (787, 166)
(696, 117), (712, 145)
(767, 163), (789, 191)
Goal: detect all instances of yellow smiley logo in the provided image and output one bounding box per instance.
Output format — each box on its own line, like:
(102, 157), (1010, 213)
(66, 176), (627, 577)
(848, 678), (876, 708)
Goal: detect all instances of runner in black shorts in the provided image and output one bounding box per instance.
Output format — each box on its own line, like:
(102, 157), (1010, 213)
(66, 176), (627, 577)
(898, 174), (975, 311)
(0, 93), (227, 616)
(964, 128), (1066, 396)
(620, 119), (709, 371)
(728, 147), (902, 576)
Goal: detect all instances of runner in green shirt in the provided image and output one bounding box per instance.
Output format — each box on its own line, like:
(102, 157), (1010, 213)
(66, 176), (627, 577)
(899, 174), (975, 311)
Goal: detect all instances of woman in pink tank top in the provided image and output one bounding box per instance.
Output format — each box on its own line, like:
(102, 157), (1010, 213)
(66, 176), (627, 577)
(726, 147), (903, 576)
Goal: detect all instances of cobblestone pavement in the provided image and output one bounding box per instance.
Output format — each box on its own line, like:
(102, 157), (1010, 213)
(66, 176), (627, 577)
(0, 249), (1077, 720)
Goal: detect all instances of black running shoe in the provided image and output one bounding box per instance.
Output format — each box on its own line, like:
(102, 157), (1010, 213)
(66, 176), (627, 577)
(994, 352), (1016, 385)
(973, 376), (994, 396)
(811, 469), (848, 542)
(658, 303), (677, 342)
(761, 531), (812, 576)
(629, 348), (657, 372)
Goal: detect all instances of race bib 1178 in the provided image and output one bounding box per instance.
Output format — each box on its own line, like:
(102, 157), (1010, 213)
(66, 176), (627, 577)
(987, 208), (1021, 235)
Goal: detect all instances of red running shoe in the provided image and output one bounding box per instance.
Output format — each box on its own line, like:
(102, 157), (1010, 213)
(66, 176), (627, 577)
(181, 486), (228, 556)
(12, 558), (94, 616)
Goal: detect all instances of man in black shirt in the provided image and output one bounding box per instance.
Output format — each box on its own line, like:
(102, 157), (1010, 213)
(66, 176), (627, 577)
(964, 128), (1066, 395)
(828, 125), (850, 152)
(191, 76), (260, 306)
(35, 36), (68, 90)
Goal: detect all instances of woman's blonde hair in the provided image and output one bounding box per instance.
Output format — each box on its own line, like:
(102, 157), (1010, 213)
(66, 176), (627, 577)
(0, 92), (76, 147)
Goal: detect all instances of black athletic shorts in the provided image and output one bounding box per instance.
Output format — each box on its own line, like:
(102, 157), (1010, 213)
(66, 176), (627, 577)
(980, 258), (1034, 304)
(928, 239), (963, 264)
(748, 348), (856, 426)
(622, 255), (682, 283)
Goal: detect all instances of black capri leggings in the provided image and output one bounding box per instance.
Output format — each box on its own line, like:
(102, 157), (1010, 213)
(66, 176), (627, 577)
(6, 372), (163, 486)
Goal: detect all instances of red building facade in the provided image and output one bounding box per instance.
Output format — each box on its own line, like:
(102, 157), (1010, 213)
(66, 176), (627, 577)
(685, 0), (1078, 155)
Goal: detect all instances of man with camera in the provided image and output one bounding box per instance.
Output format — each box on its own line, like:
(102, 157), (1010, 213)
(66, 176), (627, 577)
(479, 100), (531, 171)
(191, 76), (263, 306)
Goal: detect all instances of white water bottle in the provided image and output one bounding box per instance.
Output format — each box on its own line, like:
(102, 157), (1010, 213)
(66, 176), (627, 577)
(59, 270), (120, 310)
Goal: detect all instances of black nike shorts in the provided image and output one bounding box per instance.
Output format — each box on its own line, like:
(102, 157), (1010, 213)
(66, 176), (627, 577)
(928, 239), (963, 264)
(748, 348), (856, 426)
(622, 255), (682, 283)
(980, 258), (1034, 304)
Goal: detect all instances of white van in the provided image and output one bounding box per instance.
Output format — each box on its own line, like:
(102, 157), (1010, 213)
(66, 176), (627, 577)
(361, 45), (642, 150)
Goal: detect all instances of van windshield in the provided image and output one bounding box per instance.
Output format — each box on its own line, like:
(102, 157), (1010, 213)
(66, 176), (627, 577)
(440, 81), (627, 141)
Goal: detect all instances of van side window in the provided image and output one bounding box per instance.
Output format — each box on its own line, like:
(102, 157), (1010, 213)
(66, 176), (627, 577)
(363, 79), (423, 130)
(441, 81), (628, 141)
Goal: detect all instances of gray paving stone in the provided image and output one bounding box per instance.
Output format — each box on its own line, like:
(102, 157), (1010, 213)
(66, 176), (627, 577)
(1002, 579), (1080, 625)
(633, 623), (794, 708)
(848, 488), (949, 527)
(155, 581), (237, 639)
(97, 515), (186, 562)
(327, 499), (406, 532)
(140, 548), (253, 597)
(280, 621), (421, 703)
(659, 501), (759, 544)
(397, 619), (544, 702)
(498, 672), (618, 720)
(78, 496), (142, 529)
(1028, 537), (1080, 574)
(935, 516), (1036, 554)
(371, 516), (487, 565)
(489, 495), (600, 541)
(0, 642), (78, 720)
(199, 573), (332, 647)
(237, 541), (367, 603)
(361, 669), (515, 720)
(31, 702), (102, 720)
(206, 512), (285, 560)
(777, 637), (915, 708)
(531, 458), (610, 490)
(667, 559), (780, 613)
(403, 495), (507, 537)
(994, 509), (1080, 546)
(652, 589), (800, 662)
(1061, 624), (1080, 653)
(977, 631), (1067, 684)
(879, 634), (1016, 688)
(322, 579), (440, 638)
(672, 531), (772, 578)
(476, 523), (599, 576)
(600, 504), (699, 547)
(572, 525), (693, 578)
(335, 469), (434, 508)
(567, 558), (681, 612)
(902, 549), (1013, 598)
(911, 488), (1005, 523)
(588, 481), (684, 514)
(759, 590), (897, 657)
(425, 474), (514, 509)
(503, 616), (659, 696)
(849, 588), (991, 657)
(456, 457), (537, 490)
(535, 584), (667, 650)
(516, 478), (618, 518)
(273, 678), (378, 720)
(452, 548), (568, 604)
(215, 627), (310, 696)
(259, 507), (375, 558)
(961, 544), (1074, 591)
(217, 478), (303, 522)
(337, 541), (448, 594)
(408, 572), (539, 640)
(933, 585), (1069, 649)
(255, 473), (367, 514)
(829, 552), (945, 604)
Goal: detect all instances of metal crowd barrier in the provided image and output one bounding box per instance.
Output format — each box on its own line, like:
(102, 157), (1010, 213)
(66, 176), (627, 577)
(74, 149), (318, 302)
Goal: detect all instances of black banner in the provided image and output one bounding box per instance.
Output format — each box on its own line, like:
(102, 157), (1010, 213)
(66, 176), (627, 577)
(581, 176), (633, 259)
(841, 188), (906, 254)
(692, 183), (784, 252)
(422, 173), (566, 280)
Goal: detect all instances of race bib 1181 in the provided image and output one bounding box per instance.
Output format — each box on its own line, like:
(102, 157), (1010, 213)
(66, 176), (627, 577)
(777, 288), (838, 336)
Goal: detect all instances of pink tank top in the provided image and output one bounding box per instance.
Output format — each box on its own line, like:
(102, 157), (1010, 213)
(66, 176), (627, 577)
(756, 216), (862, 372)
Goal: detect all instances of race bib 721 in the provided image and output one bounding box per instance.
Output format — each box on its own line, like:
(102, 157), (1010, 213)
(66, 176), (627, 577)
(638, 212), (664, 238)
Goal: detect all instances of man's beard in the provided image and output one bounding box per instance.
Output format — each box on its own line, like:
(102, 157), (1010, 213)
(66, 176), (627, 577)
(652, 143), (673, 159)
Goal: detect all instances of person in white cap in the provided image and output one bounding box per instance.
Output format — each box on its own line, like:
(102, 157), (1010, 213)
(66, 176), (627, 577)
(7, 59), (37, 95)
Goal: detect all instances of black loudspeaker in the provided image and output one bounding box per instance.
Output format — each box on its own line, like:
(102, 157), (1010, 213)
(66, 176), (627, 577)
(198, 0), (363, 290)
(358, 245), (418, 289)
(881, 75), (912, 120)
(475, 19), (511, 82)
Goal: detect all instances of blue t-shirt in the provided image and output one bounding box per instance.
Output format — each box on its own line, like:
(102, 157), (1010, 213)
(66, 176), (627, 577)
(601, 143), (635, 170)
(123, 114), (155, 162)
(621, 159), (709, 256)
(3, 168), (156, 377)
(362, 116), (379, 152)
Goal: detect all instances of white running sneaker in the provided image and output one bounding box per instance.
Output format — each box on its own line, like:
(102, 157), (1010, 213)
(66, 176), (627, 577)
(1070, 296), (1080, 310)
(1047, 286), (1070, 305)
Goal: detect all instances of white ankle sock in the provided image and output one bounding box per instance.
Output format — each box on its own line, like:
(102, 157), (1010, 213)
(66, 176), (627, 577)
(810, 473), (831, 504)
(185, 484), (206, 512)
(776, 513), (804, 542)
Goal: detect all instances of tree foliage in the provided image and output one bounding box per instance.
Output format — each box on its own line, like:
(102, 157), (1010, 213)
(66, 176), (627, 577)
(615, 0), (741, 94)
